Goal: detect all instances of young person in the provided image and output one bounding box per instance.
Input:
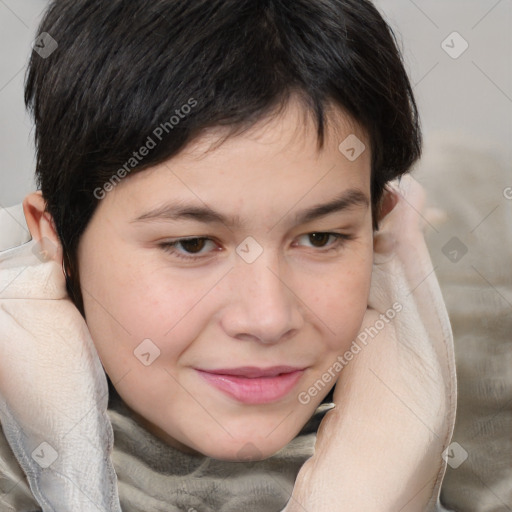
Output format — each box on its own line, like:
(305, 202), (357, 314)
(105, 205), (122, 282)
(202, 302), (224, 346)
(0, 1), (456, 510)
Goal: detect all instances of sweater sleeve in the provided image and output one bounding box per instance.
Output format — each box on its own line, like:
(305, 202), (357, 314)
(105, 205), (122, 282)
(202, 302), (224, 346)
(0, 205), (40, 511)
(0, 420), (40, 512)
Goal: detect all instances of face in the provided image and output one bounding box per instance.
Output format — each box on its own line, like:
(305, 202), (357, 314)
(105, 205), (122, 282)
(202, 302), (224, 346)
(77, 99), (374, 461)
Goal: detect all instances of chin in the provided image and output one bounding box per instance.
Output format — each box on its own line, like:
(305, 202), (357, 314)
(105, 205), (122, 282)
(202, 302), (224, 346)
(194, 407), (314, 461)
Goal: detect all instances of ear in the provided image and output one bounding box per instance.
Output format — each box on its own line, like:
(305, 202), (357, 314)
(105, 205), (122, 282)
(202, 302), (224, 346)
(22, 191), (63, 262)
(376, 187), (399, 224)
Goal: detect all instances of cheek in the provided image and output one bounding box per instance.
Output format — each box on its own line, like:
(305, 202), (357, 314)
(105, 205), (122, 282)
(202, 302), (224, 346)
(311, 246), (373, 351)
(78, 246), (220, 370)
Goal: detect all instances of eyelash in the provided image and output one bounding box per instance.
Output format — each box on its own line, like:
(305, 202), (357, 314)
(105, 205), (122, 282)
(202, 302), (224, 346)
(158, 232), (353, 261)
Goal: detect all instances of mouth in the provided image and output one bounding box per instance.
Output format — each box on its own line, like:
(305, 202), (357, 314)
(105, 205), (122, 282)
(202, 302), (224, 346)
(194, 366), (306, 404)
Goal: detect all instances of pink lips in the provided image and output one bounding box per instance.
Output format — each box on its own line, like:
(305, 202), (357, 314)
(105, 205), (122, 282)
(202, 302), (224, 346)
(195, 366), (305, 404)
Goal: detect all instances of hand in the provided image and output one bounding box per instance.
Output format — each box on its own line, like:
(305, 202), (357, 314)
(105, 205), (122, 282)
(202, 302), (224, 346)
(283, 175), (457, 511)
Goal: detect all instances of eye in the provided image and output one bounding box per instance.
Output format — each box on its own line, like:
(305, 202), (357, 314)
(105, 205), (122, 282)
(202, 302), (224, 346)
(295, 232), (352, 251)
(159, 237), (218, 261)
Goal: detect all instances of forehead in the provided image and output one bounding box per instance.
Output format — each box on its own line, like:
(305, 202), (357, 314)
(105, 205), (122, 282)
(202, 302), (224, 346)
(179, 97), (369, 163)
(103, 98), (372, 226)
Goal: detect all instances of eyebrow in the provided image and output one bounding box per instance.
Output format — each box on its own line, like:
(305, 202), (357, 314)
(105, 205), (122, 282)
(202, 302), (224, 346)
(130, 188), (369, 228)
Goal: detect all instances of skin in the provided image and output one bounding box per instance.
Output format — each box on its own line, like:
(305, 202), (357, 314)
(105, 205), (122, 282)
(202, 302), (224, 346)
(24, 97), (378, 461)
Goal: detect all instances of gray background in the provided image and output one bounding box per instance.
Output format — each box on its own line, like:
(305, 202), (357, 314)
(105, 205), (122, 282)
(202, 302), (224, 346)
(0, 0), (511, 207)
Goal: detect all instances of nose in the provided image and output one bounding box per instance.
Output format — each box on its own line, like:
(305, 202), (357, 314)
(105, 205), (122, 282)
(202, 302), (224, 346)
(220, 251), (304, 345)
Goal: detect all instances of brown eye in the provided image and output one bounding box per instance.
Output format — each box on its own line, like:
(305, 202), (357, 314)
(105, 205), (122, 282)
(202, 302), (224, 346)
(159, 237), (217, 261)
(308, 233), (331, 247)
(295, 232), (352, 253)
(179, 238), (208, 253)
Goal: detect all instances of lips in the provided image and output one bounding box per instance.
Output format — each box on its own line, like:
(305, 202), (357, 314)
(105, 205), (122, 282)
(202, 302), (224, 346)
(197, 365), (303, 378)
(195, 366), (305, 404)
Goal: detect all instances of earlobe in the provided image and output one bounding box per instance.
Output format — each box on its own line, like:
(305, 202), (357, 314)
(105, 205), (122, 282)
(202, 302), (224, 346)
(22, 191), (62, 258)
